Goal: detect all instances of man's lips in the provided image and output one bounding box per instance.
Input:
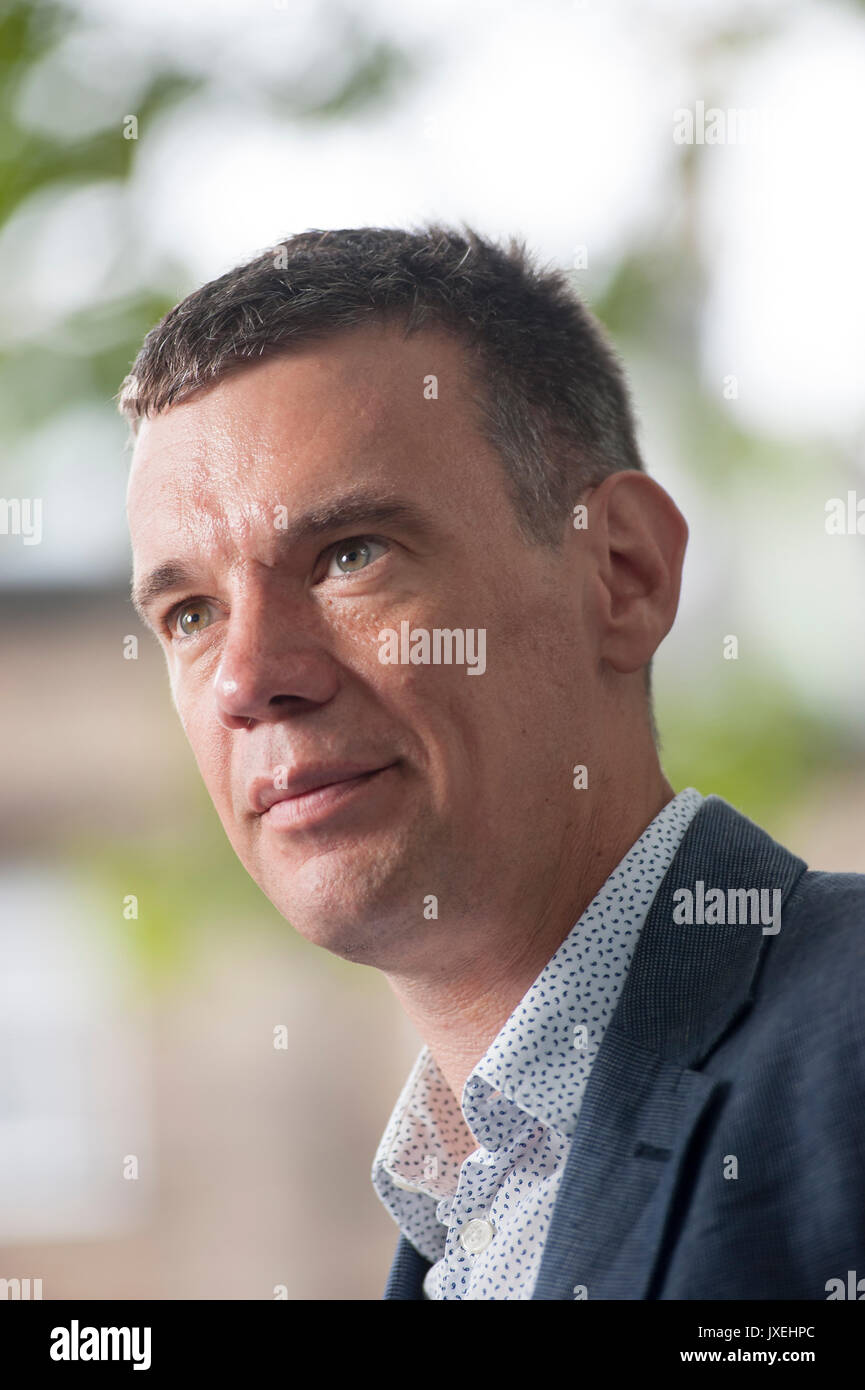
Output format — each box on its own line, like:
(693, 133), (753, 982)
(248, 762), (399, 816)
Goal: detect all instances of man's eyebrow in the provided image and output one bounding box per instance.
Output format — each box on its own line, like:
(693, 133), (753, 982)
(131, 560), (196, 625)
(130, 493), (436, 625)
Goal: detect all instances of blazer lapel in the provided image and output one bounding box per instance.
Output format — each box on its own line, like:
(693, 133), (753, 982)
(531, 794), (807, 1300)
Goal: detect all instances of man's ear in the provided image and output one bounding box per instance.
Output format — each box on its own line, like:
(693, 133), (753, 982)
(586, 471), (688, 675)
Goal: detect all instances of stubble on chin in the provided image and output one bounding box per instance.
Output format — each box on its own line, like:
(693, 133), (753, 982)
(257, 815), (445, 964)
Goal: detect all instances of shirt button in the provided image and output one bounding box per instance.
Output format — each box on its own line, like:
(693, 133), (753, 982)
(460, 1218), (495, 1254)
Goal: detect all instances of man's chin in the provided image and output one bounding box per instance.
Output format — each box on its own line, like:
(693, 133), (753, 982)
(254, 845), (420, 963)
(270, 895), (409, 965)
(237, 795), (456, 963)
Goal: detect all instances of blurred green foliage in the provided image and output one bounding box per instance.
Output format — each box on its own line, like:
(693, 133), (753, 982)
(0, 0), (415, 422)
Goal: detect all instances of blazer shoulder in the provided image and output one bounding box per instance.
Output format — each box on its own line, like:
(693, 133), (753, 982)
(781, 865), (865, 954)
(758, 865), (865, 1031)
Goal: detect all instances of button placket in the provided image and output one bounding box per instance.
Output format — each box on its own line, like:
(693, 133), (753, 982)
(460, 1217), (496, 1254)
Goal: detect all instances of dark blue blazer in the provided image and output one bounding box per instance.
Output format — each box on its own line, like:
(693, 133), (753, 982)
(383, 795), (865, 1299)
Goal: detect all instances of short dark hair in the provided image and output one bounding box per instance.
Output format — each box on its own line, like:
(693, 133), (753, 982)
(119, 223), (656, 730)
(119, 223), (646, 538)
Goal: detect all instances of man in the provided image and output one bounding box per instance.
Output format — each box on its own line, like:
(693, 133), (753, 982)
(123, 224), (865, 1301)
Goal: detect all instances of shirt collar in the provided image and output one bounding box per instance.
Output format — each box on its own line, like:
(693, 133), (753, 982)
(466, 787), (704, 1143)
(372, 788), (704, 1214)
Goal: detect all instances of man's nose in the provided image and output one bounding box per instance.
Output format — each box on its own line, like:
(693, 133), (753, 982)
(212, 593), (341, 730)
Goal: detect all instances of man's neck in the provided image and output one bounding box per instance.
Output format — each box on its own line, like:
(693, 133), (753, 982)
(385, 774), (676, 1105)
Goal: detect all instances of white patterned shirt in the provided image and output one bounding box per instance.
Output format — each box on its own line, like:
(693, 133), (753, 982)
(371, 787), (705, 1300)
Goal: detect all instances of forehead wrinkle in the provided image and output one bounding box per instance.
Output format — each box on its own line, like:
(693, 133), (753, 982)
(130, 332), (467, 579)
(133, 334), (433, 509)
(274, 384), (395, 475)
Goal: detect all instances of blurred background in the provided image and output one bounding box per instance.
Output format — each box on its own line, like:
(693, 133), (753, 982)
(1, 0), (864, 1299)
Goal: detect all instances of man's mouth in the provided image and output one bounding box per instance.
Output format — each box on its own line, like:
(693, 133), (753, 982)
(249, 761), (400, 831)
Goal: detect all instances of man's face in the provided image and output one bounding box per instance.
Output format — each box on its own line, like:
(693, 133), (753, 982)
(127, 322), (601, 971)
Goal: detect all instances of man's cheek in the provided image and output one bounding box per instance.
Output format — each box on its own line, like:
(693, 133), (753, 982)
(185, 723), (234, 820)
(169, 676), (222, 789)
(169, 673), (189, 733)
(170, 666), (212, 741)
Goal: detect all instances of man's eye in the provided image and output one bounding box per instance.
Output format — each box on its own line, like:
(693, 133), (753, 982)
(171, 600), (217, 640)
(324, 537), (388, 578)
